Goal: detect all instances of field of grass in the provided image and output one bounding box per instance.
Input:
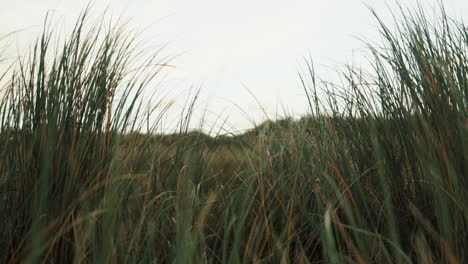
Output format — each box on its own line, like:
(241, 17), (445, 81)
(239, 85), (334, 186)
(0, 4), (467, 264)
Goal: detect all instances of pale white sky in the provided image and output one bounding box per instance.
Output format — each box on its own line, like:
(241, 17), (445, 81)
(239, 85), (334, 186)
(1, 0), (467, 134)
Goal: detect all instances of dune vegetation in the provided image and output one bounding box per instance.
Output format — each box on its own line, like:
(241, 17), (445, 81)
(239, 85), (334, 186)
(0, 4), (467, 264)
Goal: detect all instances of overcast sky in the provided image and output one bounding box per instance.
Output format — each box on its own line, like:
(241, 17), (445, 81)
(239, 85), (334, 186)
(1, 0), (467, 133)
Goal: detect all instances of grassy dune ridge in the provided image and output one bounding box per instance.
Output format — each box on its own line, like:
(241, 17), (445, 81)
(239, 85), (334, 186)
(0, 4), (467, 264)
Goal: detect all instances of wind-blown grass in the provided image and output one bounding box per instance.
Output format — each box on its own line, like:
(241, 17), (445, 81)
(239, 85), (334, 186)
(0, 9), (171, 263)
(1, 4), (467, 264)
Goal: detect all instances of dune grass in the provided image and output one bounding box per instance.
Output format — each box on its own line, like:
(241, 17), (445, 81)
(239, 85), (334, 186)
(1, 4), (467, 264)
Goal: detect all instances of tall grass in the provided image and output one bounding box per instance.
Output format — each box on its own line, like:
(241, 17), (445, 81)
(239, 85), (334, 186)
(1, 3), (467, 264)
(0, 10), (171, 263)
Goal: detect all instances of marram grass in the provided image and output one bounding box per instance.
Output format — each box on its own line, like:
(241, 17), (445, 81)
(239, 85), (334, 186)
(0, 4), (467, 264)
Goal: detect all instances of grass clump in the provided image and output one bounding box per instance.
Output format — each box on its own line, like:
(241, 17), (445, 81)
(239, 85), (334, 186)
(0, 10), (169, 263)
(1, 3), (467, 264)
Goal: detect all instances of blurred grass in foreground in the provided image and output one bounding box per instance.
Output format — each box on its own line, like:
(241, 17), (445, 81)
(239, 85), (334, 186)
(0, 4), (467, 264)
